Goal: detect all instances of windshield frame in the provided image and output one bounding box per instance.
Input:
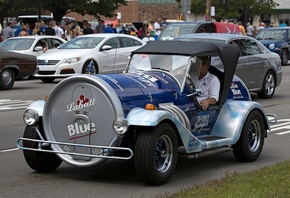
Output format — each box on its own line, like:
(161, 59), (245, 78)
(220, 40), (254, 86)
(125, 53), (201, 91)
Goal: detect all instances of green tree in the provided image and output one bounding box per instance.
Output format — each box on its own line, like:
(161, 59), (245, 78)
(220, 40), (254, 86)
(41, 0), (127, 22)
(175, 0), (279, 24)
(0, 0), (37, 27)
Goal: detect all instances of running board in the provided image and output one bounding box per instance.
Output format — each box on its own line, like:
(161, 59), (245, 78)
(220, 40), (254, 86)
(178, 146), (232, 160)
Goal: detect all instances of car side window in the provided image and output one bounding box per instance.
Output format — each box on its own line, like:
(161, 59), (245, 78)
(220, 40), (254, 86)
(241, 39), (260, 56)
(103, 38), (119, 49)
(50, 38), (63, 48)
(120, 37), (142, 48)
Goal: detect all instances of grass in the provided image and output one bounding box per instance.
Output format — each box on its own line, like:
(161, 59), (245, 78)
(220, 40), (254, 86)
(160, 160), (290, 198)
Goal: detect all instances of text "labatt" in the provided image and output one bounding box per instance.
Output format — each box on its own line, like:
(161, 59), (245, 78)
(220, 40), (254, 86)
(67, 122), (96, 137)
(66, 97), (96, 113)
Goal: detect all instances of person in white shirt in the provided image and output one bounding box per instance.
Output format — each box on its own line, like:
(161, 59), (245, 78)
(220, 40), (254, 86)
(246, 22), (255, 37)
(190, 56), (220, 110)
(153, 18), (162, 36)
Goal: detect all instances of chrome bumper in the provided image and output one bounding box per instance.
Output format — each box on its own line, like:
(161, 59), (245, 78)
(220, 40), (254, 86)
(17, 138), (133, 160)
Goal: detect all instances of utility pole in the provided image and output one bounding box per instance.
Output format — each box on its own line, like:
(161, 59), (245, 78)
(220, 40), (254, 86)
(206, 0), (211, 21)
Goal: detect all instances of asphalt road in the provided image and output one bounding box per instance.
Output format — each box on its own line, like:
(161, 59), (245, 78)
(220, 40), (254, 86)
(1, 67), (290, 197)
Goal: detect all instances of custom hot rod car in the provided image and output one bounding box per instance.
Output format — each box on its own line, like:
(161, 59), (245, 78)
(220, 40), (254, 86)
(18, 41), (277, 185)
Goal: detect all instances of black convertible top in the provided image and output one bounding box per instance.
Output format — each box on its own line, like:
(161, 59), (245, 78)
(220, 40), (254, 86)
(132, 41), (241, 105)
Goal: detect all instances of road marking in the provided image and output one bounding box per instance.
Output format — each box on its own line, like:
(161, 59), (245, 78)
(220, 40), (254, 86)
(269, 119), (290, 135)
(0, 148), (19, 153)
(0, 99), (34, 112)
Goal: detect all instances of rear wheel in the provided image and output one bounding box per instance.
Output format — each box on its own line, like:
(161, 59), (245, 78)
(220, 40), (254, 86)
(281, 49), (288, 66)
(0, 68), (15, 90)
(23, 122), (62, 172)
(40, 77), (55, 83)
(233, 110), (265, 162)
(257, 71), (275, 99)
(135, 123), (178, 185)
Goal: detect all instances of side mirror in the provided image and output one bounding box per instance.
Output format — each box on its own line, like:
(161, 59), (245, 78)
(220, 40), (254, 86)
(101, 45), (112, 51)
(34, 46), (43, 52)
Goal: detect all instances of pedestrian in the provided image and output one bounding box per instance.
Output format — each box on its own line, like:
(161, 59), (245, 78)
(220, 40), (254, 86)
(153, 18), (163, 38)
(95, 19), (105, 33)
(45, 21), (56, 36)
(2, 22), (14, 40)
(19, 24), (30, 36)
(55, 21), (64, 38)
(104, 22), (114, 33)
(256, 22), (265, 33)
(140, 20), (149, 40)
(82, 21), (94, 35)
(32, 22), (41, 35)
(11, 20), (21, 37)
(65, 22), (72, 41)
(160, 16), (168, 30)
(238, 22), (246, 35)
(279, 20), (287, 27)
(246, 22), (255, 37)
(39, 20), (47, 35)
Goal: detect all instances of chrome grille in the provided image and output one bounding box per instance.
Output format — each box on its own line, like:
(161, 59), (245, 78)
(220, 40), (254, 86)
(38, 60), (60, 65)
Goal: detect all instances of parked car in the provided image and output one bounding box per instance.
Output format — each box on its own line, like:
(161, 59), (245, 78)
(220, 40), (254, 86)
(34, 33), (146, 83)
(158, 21), (241, 41)
(0, 35), (66, 56)
(0, 46), (37, 90)
(0, 36), (66, 79)
(174, 33), (282, 99)
(255, 27), (290, 65)
(17, 41), (277, 185)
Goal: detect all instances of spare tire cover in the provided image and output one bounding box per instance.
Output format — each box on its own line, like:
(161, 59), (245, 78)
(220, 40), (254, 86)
(42, 75), (124, 166)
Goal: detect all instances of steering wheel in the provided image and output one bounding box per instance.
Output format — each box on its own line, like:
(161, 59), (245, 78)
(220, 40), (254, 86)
(185, 75), (203, 111)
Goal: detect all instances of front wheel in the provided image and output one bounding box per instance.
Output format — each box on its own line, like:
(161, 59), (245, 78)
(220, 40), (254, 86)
(23, 122), (62, 172)
(281, 49), (288, 66)
(257, 71), (276, 99)
(232, 110), (265, 162)
(82, 60), (98, 74)
(134, 123), (178, 185)
(0, 68), (15, 90)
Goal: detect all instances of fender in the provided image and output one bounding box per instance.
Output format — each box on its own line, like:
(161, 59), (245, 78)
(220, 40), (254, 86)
(25, 100), (45, 117)
(210, 100), (270, 145)
(126, 107), (204, 152)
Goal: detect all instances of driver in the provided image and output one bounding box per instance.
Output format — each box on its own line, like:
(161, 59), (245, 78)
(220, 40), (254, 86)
(191, 56), (220, 110)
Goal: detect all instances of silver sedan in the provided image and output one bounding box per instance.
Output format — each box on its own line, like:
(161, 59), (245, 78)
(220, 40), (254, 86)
(174, 33), (282, 99)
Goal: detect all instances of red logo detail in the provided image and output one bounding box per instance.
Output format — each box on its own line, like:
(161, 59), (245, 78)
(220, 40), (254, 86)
(76, 94), (90, 105)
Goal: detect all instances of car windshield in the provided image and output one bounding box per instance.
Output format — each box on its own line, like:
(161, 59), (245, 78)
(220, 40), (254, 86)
(0, 38), (35, 50)
(256, 29), (287, 40)
(159, 23), (198, 41)
(58, 37), (104, 49)
(127, 54), (201, 87)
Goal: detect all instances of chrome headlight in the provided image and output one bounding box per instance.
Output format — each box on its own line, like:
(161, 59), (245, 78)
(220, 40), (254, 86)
(269, 43), (275, 50)
(113, 118), (128, 135)
(63, 57), (81, 64)
(23, 109), (39, 125)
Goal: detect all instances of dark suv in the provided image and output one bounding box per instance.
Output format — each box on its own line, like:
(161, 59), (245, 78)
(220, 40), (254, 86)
(255, 27), (290, 65)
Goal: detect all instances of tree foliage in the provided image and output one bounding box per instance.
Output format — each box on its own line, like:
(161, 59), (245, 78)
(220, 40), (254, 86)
(0, 0), (127, 26)
(176, 0), (279, 23)
(41, 0), (127, 22)
(0, 0), (37, 26)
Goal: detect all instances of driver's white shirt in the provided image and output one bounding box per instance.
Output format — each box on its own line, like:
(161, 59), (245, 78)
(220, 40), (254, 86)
(194, 72), (220, 103)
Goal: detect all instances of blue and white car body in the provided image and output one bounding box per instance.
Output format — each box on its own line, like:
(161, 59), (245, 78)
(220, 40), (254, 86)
(18, 41), (277, 185)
